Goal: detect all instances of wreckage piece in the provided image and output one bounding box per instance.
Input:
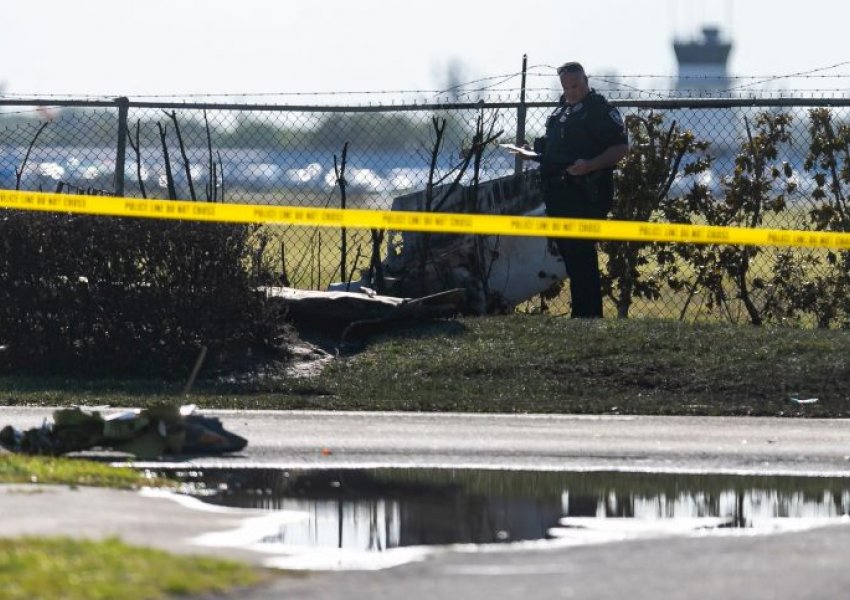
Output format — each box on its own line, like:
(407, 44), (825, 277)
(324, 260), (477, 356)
(99, 404), (186, 458)
(330, 172), (568, 314)
(0, 404), (247, 460)
(182, 413), (249, 455)
(264, 286), (466, 341)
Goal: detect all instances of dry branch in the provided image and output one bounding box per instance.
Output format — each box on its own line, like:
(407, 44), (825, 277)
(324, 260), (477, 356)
(157, 123), (177, 200)
(165, 110), (196, 201)
(15, 122), (49, 191)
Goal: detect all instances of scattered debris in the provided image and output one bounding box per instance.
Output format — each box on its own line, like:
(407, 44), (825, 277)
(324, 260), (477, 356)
(272, 173), (565, 342)
(330, 172), (568, 314)
(789, 397), (819, 405)
(265, 286), (467, 341)
(0, 404), (246, 460)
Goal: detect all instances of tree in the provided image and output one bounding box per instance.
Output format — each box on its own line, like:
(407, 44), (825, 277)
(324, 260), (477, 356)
(766, 108), (850, 328)
(601, 110), (711, 318)
(674, 112), (796, 325)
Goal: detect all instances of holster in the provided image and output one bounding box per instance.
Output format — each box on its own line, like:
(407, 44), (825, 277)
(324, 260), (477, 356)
(579, 171), (603, 204)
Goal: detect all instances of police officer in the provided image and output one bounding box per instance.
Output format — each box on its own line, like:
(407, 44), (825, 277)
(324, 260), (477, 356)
(518, 61), (629, 318)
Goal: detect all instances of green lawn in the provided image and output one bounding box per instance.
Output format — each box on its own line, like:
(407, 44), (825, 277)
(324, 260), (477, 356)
(2, 316), (849, 417)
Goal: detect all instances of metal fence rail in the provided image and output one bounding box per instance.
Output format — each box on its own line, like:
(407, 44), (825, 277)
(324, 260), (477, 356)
(2, 95), (850, 325)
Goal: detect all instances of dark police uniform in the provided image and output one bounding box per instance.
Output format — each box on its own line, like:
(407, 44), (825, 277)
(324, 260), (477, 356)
(535, 90), (627, 318)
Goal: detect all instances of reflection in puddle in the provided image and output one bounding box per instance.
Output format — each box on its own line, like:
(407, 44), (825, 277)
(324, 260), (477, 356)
(166, 468), (850, 552)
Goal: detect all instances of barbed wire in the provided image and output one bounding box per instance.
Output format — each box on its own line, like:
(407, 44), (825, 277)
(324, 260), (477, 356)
(0, 68), (542, 102)
(525, 72), (850, 81)
(0, 92), (117, 101)
(1, 60), (849, 105)
(721, 60), (850, 92)
(3, 88), (850, 113)
(3, 81), (849, 102)
(2, 95), (849, 118)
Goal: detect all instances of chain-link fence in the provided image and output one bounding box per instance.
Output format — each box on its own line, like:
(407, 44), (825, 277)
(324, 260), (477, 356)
(2, 95), (850, 326)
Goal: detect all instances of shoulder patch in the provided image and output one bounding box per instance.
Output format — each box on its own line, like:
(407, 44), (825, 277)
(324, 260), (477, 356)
(609, 108), (624, 128)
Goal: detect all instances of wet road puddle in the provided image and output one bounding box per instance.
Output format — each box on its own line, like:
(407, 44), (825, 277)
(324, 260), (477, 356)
(158, 468), (850, 570)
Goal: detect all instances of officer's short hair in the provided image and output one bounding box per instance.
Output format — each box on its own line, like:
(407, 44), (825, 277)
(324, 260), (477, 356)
(557, 62), (588, 82)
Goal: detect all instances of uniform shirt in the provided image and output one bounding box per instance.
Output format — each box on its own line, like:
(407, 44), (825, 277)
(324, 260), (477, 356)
(539, 90), (628, 175)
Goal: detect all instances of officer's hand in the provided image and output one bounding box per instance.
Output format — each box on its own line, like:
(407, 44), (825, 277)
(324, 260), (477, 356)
(567, 159), (594, 176)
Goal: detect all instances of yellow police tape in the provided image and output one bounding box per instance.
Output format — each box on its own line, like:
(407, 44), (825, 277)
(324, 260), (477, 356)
(2, 188), (850, 250)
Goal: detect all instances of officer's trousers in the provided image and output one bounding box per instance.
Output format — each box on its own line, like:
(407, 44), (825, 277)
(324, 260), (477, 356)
(543, 177), (610, 319)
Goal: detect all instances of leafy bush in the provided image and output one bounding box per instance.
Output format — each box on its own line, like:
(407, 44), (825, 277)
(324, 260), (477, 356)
(0, 212), (288, 377)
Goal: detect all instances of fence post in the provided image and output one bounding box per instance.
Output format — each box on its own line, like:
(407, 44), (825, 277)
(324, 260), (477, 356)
(113, 96), (129, 196)
(514, 54), (528, 176)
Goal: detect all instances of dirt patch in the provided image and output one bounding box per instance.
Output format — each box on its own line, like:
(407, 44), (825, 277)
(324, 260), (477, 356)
(214, 337), (334, 388)
(283, 340), (335, 379)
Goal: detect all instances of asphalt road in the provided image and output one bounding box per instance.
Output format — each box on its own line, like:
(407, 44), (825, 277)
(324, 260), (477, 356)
(3, 408), (850, 599)
(4, 407), (850, 474)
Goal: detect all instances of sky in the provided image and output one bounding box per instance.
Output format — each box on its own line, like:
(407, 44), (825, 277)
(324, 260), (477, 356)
(1, 0), (849, 100)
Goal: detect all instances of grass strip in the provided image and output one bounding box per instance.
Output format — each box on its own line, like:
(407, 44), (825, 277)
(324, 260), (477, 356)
(0, 536), (263, 600)
(0, 455), (171, 488)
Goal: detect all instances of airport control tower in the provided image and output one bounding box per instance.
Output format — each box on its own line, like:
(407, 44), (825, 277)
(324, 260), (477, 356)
(673, 26), (733, 95)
